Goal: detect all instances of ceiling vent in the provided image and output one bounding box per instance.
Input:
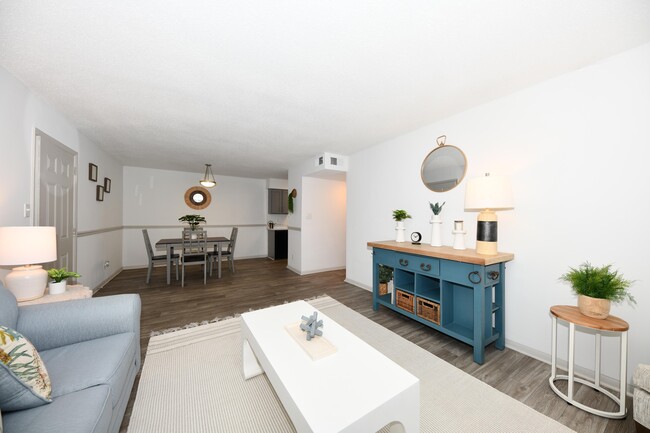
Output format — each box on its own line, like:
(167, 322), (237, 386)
(314, 153), (347, 171)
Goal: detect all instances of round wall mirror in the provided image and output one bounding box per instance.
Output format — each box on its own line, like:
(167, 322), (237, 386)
(184, 186), (212, 210)
(421, 138), (467, 192)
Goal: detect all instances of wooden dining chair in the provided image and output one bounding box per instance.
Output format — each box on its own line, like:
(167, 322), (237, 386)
(142, 229), (179, 284)
(181, 228), (208, 287)
(209, 227), (238, 276)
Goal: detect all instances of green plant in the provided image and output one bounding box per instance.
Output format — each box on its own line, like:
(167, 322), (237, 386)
(392, 209), (412, 222)
(560, 262), (635, 304)
(379, 265), (394, 284)
(178, 214), (206, 230)
(429, 202), (446, 215)
(47, 268), (81, 283)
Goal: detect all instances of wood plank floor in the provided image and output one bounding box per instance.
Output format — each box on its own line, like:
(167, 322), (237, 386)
(97, 258), (635, 433)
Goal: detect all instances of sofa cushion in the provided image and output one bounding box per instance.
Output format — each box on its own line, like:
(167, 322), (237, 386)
(2, 384), (112, 433)
(0, 286), (18, 330)
(39, 332), (136, 409)
(635, 364), (650, 393)
(0, 326), (52, 411)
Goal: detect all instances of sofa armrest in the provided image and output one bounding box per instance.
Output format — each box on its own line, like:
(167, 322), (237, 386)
(16, 294), (141, 352)
(635, 364), (650, 393)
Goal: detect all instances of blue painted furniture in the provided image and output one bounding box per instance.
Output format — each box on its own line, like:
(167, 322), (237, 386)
(368, 241), (514, 364)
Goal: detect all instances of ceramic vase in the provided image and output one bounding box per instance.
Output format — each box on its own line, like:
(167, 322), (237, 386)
(578, 294), (610, 319)
(395, 221), (406, 242)
(48, 280), (67, 295)
(430, 215), (443, 246)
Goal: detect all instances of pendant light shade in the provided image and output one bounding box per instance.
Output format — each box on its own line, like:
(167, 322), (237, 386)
(200, 164), (216, 188)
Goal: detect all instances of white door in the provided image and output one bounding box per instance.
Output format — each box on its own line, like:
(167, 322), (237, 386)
(35, 130), (77, 270)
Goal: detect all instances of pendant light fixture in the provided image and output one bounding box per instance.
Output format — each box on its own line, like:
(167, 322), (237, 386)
(200, 164), (216, 188)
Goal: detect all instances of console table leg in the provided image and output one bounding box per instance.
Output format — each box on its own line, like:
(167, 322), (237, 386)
(595, 333), (601, 388)
(568, 322), (576, 401)
(619, 331), (628, 416)
(551, 316), (557, 379)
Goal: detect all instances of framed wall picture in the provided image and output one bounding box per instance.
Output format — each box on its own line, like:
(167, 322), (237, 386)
(89, 163), (98, 181)
(96, 185), (104, 201)
(104, 177), (111, 193)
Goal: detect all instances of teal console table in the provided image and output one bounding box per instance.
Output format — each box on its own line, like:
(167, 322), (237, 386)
(368, 241), (514, 364)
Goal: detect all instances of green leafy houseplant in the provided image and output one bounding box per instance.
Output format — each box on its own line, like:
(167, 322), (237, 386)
(178, 214), (206, 230)
(47, 268), (81, 283)
(560, 262), (635, 304)
(392, 209), (412, 222)
(287, 189), (297, 214)
(379, 265), (394, 284)
(429, 202), (446, 216)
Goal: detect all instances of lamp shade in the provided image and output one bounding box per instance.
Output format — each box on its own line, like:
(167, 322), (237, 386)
(0, 226), (57, 266)
(464, 174), (514, 211)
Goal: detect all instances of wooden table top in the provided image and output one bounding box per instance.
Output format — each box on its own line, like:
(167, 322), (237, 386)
(550, 305), (629, 332)
(367, 240), (514, 266)
(156, 236), (229, 246)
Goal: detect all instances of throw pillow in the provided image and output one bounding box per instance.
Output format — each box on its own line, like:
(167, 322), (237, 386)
(0, 326), (52, 411)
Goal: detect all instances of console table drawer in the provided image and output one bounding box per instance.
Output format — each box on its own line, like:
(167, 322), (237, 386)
(395, 253), (440, 276)
(441, 261), (502, 286)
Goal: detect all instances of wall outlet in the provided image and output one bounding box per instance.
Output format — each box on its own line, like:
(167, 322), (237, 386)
(103, 261), (110, 270)
(23, 204), (30, 218)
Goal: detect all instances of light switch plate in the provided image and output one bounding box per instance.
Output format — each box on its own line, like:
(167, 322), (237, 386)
(23, 203), (30, 218)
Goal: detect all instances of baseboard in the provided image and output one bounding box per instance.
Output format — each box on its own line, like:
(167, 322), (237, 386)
(93, 268), (123, 293)
(344, 278), (371, 291)
(286, 266), (346, 276)
(505, 338), (633, 397)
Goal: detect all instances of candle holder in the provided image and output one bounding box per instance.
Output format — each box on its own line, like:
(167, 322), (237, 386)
(452, 220), (466, 250)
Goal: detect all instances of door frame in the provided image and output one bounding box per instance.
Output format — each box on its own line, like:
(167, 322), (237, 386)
(33, 128), (79, 272)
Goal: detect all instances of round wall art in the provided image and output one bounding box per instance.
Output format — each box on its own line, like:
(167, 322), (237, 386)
(184, 186), (212, 210)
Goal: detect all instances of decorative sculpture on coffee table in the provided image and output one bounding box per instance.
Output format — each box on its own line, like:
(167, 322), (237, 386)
(300, 311), (323, 341)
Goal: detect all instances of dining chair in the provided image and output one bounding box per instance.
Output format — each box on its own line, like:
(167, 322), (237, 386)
(181, 228), (208, 287)
(142, 229), (179, 284)
(209, 227), (238, 276)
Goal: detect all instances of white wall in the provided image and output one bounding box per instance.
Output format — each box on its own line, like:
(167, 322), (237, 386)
(0, 66), (123, 290)
(122, 166), (268, 267)
(346, 42), (650, 384)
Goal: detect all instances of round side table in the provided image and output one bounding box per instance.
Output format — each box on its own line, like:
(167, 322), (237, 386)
(549, 305), (628, 418)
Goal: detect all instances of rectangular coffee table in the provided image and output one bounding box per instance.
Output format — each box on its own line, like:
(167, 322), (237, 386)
(241, 300), (419, 433)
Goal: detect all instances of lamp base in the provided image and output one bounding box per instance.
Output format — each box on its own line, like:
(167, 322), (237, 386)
(5, 265), (48, 301)
(476, 210), (498, 256)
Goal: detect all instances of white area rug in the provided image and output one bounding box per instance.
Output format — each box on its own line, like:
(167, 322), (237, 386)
(128, 296), (575, 433)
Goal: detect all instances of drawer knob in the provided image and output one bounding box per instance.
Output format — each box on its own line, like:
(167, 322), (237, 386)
(468, 271), (482, 284)
(488, 271), (500, 280)
(420, 263), (431, 271)
(399, 259), (409, 266)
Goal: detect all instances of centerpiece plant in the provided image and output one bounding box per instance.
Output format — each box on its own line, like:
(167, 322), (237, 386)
(178, 214), (206, 230)
(559, 262), (635, 319)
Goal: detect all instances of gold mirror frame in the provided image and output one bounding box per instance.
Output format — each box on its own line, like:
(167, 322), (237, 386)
(184, 186), (212, 210)
(420, 137), (468, 193)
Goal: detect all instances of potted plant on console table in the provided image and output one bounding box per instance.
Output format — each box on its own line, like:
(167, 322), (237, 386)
(47, 268), (81, 295)
(392, 209), (412, 243)
(560, 261), (635, 319)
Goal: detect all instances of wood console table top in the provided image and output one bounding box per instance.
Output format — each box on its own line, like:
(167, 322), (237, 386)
(367, 241), (514, 266)
(550, 305), (629, 332)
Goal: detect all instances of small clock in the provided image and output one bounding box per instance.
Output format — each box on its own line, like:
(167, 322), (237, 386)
(410, 231), (422, 245)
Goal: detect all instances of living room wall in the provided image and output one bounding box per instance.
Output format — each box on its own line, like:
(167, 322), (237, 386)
(0, 65), (123, 290)
(346, 42), (650, 385)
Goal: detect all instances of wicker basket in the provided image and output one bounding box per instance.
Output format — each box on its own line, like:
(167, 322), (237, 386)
(379, 282), (388, 296)
(416, 297), (440, 325)
(395, 290), (415, 313)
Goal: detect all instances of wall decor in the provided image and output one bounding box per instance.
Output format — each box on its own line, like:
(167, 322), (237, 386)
(96, 185), (104, 202)
(421, 135), (467, 192)
(104, 177), (111, 193)
(89, 163), (98, 182)
(184, 186), (212, 210)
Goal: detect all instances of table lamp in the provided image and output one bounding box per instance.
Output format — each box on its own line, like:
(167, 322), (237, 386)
(464, 174), (514, 255)
(0, 226), (57, 301)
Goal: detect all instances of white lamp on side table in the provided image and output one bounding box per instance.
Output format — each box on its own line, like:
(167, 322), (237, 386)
(464, 174), (514, 255)
(0, 226), (57, 301)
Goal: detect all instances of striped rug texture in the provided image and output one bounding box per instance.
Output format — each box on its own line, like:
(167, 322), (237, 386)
(128, 296), (575, 433)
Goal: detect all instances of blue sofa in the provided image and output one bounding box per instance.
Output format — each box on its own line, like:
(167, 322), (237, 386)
(0, 285), (141, 433)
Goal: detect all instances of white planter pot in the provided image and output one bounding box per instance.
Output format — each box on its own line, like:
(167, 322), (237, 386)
(48, 280), (67, 295)
(430, 215), (443, 246)
(395, 221), (406, 242)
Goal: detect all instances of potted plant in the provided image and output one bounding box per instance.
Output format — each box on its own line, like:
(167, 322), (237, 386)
(392, 209), (411, 242)
(178, 214), (206, 230)
(378, 265), (394, 296)
(47, 268), (81, 295)
(429, 202), (445, 247)
(560, 262), (635, 319)
(288, 189), (297, 214)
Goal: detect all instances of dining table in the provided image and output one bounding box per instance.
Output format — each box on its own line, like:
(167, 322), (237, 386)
(155, 236), (230, 284)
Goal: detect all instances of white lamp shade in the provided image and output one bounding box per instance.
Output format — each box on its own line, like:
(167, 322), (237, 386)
(464, 175), (514, 211)
(0, 226), (57, 266)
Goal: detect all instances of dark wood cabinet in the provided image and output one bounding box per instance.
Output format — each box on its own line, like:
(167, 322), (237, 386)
(268, 189), (288, 214)
(268, 230), (288, 260)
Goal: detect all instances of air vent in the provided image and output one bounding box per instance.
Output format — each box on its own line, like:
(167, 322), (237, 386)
(330, 157), (338, 166)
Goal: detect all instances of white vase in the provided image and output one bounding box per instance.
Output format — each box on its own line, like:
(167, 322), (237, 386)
(48, 280), (67, 295)
(395, 221), (406, 242)
(430, 215), (443, 246)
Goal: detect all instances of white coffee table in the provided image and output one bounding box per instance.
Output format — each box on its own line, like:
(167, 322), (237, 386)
(241, 300), (419, 433)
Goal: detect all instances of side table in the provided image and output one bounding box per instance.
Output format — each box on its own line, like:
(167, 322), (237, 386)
(17, 284), (93, 306)
(549, 305), (628, 418)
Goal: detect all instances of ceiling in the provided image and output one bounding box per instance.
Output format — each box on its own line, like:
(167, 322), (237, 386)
(1, 1), (649, 179)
